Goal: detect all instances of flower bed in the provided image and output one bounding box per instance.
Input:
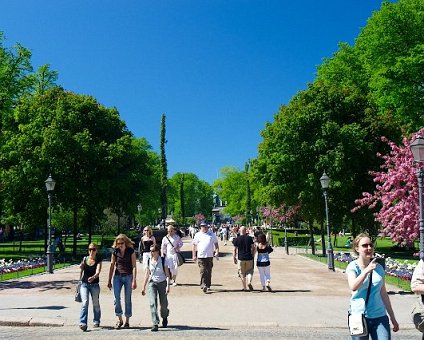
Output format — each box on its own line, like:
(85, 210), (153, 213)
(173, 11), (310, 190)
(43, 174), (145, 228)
(0, 257), (46, 275)
(334, 252), (416, 281)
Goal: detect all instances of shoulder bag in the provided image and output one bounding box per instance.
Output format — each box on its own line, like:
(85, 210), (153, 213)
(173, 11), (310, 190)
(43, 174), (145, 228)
(348, 271), (372, 337)
(165, 235), (185, 266)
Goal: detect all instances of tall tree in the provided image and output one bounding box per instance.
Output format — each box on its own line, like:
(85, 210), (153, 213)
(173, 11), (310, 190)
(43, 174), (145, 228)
(160, 113), (168, 220)
(245, 161), (252, 225)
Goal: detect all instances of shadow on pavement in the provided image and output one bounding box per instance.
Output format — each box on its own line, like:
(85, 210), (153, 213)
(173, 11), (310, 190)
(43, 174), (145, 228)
(0, 280), (73, 291)
(0, 305), (66, 311)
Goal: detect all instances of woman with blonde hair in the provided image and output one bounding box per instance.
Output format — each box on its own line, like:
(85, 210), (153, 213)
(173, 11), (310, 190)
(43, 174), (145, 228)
(161, 224), (183, 286)
(138, 226), (156, 269)
(107, 234), (137, 329)
(79, 243), (102, 331)
(346, 233), (398, 339)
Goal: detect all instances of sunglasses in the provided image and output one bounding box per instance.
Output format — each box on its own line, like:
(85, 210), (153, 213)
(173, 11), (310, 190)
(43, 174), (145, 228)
(88, 248), (97, 251)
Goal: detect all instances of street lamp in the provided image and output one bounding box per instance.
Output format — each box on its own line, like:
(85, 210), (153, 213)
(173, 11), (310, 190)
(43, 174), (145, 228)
(410, 135), (424, 260)
(45, 174), (56, 274)
(320, 171), (335, 271)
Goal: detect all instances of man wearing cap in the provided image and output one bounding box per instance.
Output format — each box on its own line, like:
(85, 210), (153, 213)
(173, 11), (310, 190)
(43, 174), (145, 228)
(192, 221), (219, 293)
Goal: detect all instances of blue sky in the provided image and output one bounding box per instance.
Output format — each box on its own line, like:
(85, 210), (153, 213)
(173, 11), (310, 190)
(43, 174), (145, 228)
(0, 1), (390, 184)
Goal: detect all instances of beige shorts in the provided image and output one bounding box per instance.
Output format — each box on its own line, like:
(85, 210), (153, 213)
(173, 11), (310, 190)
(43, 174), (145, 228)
(238, 259), (254, 277)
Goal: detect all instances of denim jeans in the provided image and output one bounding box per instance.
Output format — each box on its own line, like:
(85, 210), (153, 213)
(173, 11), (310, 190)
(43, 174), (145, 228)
(113, 274), (133, 317)
(352, 315), (391, 340)
(148, 280), (169, 325)
(79, 282), (101, 326)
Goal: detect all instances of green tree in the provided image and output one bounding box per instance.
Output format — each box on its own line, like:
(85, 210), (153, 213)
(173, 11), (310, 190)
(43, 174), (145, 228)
(160, 113), (168, 220)
(168, 173), (213, 223)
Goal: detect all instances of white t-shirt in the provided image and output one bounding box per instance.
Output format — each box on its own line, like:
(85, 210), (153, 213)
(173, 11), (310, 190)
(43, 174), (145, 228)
(192, 231), (218, 258)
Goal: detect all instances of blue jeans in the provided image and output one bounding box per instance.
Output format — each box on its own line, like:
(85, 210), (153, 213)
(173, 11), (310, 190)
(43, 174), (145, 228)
(148, 280), (169, 325)
(352, 315), (391, 340)
(79, 282), (101, 326)
(113, 274), (133, 317)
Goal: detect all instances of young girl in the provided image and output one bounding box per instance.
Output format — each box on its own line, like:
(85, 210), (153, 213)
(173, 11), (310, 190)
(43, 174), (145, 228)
(346, 233), (399, 339)
(256, 233), (273, 292)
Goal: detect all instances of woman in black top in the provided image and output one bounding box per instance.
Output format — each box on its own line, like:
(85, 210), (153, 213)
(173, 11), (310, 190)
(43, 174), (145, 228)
(79, 243), (102, 331)
(107, 234), (137, 329)
(138, 226), (156, 269)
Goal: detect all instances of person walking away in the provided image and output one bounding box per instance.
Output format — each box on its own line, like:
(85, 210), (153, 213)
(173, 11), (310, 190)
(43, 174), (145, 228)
(79, 243), (102, 331)
(233, 226), (255, 291)
(346, 233), (399, 339)
(141, 244), (170, 332)
(411, 258), (424, 339)
(256, 233), (273, 291)
(161, 224), (183, 286)
(192, 221), (219, 293)
(138, 226), (156, 269)
(107, 234), (137, 329)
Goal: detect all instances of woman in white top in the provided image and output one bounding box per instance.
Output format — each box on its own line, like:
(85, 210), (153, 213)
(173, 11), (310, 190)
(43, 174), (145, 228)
(161, 224), (183, 286)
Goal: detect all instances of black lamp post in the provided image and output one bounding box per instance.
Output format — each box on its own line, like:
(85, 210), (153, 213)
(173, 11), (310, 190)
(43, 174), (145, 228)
(410, 135), (424, 260)
(45, 174), (56, 274)
(320, 171), (335, 271)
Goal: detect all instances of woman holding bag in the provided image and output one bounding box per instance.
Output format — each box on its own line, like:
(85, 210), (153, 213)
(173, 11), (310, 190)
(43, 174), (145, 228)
(346, 233), (398, 339)
(79, 243), (102, 332)
(161, 224), (183, 286)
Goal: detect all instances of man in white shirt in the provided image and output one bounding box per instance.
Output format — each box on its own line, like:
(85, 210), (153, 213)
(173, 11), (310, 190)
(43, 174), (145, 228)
(192, 221), (219, 293)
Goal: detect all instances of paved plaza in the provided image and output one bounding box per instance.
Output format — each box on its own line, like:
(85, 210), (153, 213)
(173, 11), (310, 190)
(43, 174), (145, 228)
(0, 238), (419, 339)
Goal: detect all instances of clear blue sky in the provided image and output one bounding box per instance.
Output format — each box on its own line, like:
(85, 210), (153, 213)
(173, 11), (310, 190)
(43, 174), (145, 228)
(0, 1), (390, 184)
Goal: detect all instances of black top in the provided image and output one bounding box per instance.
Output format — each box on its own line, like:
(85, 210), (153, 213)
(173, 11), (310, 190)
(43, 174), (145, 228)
(113, 247), (134, 276)
(140, 239), (154, 253)
(81, 256), (102, 284)
(233, 235), (254, 261)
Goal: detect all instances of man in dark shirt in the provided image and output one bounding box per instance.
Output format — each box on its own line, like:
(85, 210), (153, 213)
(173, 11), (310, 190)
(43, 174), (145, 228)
(233, 226), (255, 291)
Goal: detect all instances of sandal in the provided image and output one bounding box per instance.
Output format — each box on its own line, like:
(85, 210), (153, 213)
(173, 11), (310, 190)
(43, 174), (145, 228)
(115, 320), (123, 329)
(123, 322), (130, 328)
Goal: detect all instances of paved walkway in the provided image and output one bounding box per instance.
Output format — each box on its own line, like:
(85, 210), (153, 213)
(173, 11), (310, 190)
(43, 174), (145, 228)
(0, 238), (417, 331)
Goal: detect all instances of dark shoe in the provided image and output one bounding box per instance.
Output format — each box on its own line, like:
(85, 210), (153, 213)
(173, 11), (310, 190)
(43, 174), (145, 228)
(115, 320), (123, 329)
(248, 284), (253, 291)
(267, 285), (272, 292)
(123, 322), (129, 328)
(203, 286), (208, 293)
(93, 323), (100, 328)
(162, 318), (168, 328)
(79, 324), (87, 332)
(151, 325), (159, 332)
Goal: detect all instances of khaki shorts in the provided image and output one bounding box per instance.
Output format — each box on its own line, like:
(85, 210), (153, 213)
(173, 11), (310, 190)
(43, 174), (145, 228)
(238, 259), (254, 277)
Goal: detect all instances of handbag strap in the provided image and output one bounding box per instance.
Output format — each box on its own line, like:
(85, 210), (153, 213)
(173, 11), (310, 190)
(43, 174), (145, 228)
(165, 235), (176, 249)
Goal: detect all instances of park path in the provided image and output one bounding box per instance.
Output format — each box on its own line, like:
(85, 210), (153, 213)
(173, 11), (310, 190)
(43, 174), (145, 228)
(0, 237), (416, 330)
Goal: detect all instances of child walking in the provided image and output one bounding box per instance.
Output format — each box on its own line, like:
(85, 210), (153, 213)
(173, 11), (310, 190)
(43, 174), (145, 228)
(256, 233), (273, 291)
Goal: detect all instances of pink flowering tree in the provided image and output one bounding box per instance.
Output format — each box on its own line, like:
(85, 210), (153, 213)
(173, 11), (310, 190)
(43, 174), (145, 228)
(353, 129), (424, 246)
(260, 203), (301, 227)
